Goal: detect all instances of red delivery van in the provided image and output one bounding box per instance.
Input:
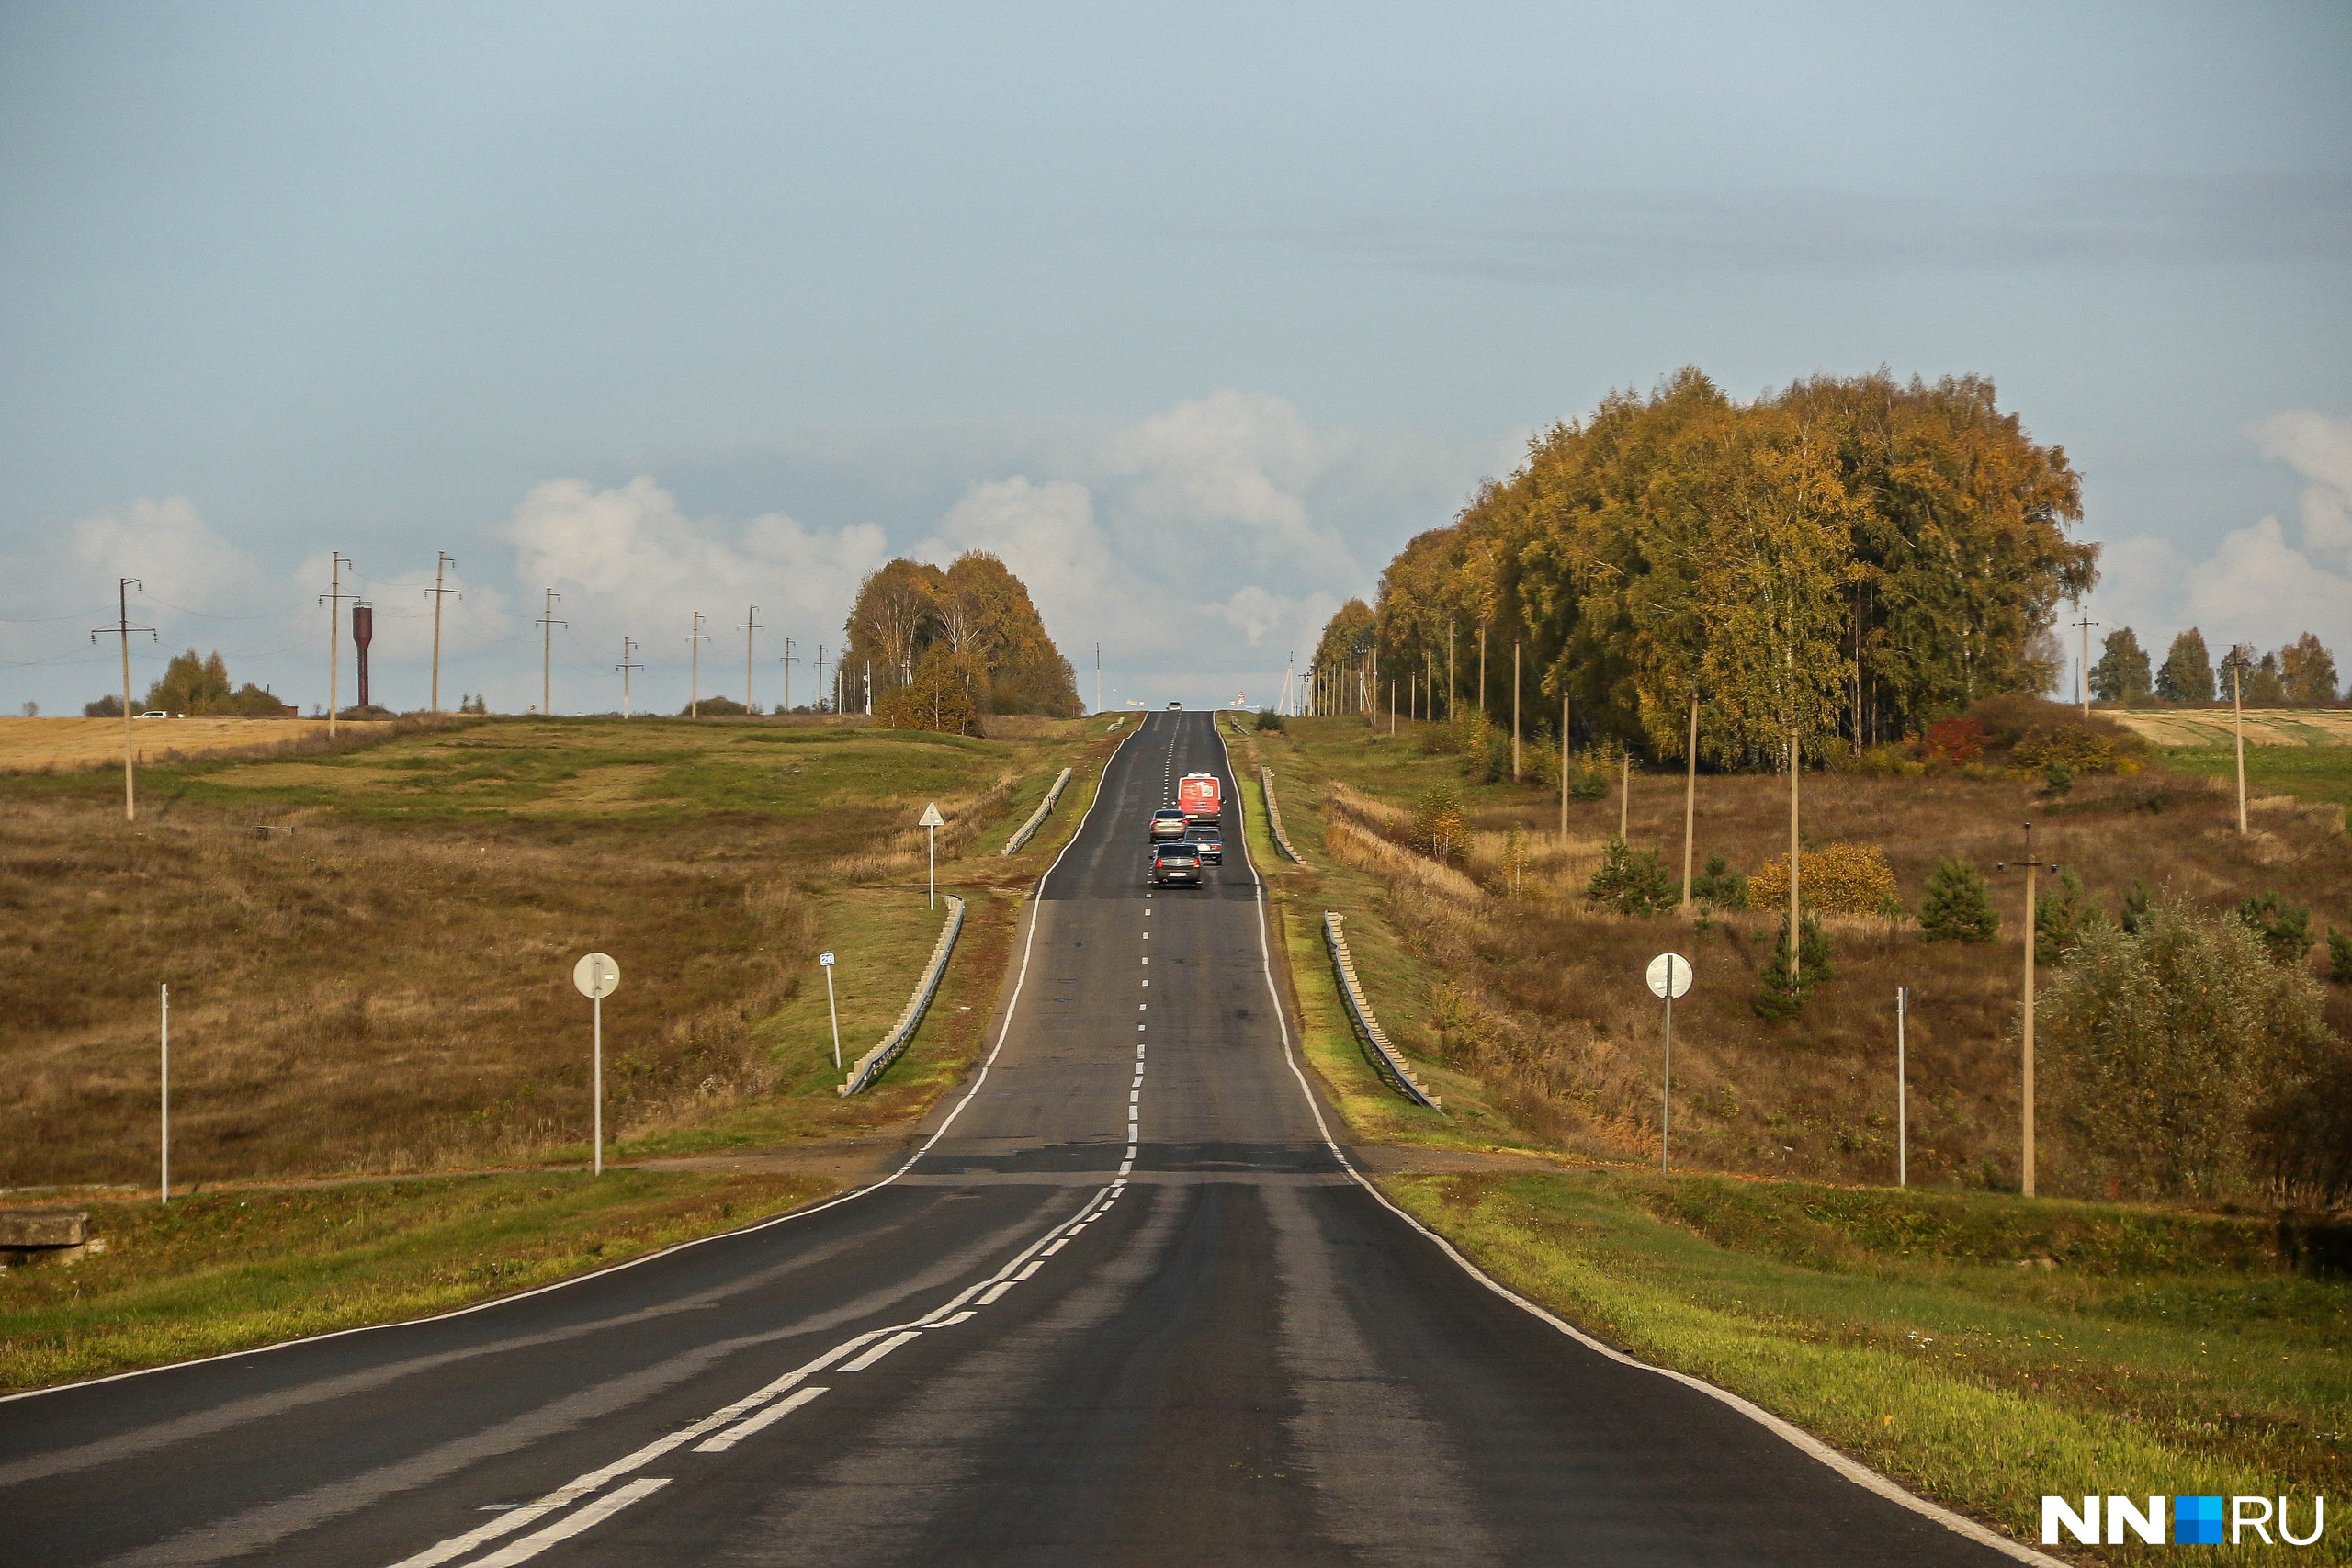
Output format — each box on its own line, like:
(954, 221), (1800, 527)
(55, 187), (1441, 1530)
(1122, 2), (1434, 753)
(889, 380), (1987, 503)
(1178, 773), (1221, 823)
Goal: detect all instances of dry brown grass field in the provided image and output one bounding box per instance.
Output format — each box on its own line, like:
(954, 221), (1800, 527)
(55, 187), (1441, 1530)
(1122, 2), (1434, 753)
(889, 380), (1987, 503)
(2108, 706), (2352, 749)
(0, 716), (390, 772)
(0, 715), (1098, 1190)
(1255, 716), (2352, 1195)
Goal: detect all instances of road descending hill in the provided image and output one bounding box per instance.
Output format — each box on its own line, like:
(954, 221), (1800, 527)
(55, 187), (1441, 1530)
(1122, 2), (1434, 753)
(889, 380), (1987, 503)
(0, 713), (2034, 1567)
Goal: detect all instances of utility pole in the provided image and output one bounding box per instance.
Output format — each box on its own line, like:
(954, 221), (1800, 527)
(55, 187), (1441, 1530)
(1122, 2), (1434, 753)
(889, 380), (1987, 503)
(1477, 626), (1487, 716)
(1787, 728), (1802, 984)
(1512, 640), (1521, 779)
(425, 553), (460, 714)
(1679, 691), (1699, 912)
(616, 637), (641, 717)
(1620, 748), (1631, 840)
(1560, 693), (1570, 845)
(2233, 663), (2248, 834)
(92, 578), (154, 822)
(1996, 826), (2058, 1199)
(2073, 601), (2098, 717)
(1447, 618), (1456, 723)
(536, 589), (565, 716)
(816, 645), (830, 714)
(321, 554), (355, 738)
(780, 637), (798, 714)
(1096, 642), (1102, 716)
(738, 605), (762, 712)
(686, 611), (710, 717)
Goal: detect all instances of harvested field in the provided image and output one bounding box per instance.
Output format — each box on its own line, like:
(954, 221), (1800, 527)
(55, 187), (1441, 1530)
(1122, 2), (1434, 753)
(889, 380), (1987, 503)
(2109, 706), (2352, 748)
(0, 716), (389, 773)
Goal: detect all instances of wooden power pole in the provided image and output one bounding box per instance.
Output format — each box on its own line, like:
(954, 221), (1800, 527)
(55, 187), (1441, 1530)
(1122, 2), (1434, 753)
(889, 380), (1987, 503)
(91, 577), (154, 822)
(425, 553), (460, 714)
(537, 588), (565, 716)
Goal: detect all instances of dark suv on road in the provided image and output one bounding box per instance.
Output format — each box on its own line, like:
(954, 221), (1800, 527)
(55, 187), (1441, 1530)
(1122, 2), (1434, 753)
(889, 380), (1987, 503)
(1184, 826), (1222, 864)
(1151, 840), (1204, 887)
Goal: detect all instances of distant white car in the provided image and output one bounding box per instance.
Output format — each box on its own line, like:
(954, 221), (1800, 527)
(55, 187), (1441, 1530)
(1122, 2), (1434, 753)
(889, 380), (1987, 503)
(136, 711), (170, 719)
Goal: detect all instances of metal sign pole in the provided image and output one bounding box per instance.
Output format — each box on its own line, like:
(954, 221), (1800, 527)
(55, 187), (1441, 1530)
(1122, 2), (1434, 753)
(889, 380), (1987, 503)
(919, 802), (944, 911)
(1896, 987), (1908, 1189)
(1662, 958), (1674, 1176)
(160, 983), (170, 1205)
(572, 954), (620, 1177)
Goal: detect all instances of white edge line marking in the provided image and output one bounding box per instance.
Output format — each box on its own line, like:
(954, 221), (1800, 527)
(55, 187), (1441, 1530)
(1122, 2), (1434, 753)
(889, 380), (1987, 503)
(692, 1386), (828, 1453)
(464, 1476), (670, 1568)
(3, 725), (1145, 1408)
(1211, 722), (2064, 1568)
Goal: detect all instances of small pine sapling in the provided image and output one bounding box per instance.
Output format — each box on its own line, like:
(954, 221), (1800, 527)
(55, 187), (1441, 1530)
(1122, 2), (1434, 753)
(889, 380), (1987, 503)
(1917, 857), (1999, 943)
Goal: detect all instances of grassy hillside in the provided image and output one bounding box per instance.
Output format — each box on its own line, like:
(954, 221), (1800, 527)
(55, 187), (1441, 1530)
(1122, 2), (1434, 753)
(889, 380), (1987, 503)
(0, 715), (1106, 1190)
(1240, 714), (2352, 1196)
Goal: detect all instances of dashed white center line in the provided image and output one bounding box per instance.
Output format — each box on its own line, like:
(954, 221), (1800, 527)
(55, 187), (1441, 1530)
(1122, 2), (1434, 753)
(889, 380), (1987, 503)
(839, 1330), (922, 1372)
(693, 1388), (828, 1454)
(465, 1478), (671, 1568)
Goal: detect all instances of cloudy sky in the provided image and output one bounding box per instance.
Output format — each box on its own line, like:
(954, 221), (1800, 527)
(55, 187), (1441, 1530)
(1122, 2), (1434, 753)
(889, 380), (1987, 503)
(3, 2), (2346, 715)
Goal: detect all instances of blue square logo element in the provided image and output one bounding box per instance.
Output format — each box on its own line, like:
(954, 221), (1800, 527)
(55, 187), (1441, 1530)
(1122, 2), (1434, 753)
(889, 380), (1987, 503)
(2176, 1495), (2225, 1545)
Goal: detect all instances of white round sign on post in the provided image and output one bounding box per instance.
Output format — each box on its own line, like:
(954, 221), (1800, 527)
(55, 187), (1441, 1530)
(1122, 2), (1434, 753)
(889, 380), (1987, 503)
(1646, 953), (1693, 1000)
(573, 952), (621, 999)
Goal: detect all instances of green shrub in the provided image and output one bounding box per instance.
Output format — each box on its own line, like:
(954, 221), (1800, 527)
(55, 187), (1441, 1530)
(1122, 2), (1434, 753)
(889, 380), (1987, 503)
(1585, 835), (1675, 916)
(1254, 707), (1285, 733)
(2041, 760), (2074, 795)
(1410, 784), (1470, 865)
(1753, 914), (1832, 1021)
(2035, 869), (2103, 964)
(1918, 858), (1998, 943)
(2237, 892), (2314, 968)
(2331, 927), (2352, 986)
(2044, 895), (2343, 1201)
(2120, 878), (2153, 935)
(1690, 852), (1747, 909)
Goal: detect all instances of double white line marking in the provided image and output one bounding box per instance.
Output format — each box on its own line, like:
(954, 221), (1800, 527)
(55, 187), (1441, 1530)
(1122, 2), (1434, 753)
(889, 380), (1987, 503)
(390, 1180), (1128, 1568)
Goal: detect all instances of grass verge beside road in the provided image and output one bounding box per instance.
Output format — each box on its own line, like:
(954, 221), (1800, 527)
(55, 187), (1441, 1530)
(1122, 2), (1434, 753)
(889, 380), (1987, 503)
(0, 1169), (831, 1392)
(1383, 1171), (2349, 1565)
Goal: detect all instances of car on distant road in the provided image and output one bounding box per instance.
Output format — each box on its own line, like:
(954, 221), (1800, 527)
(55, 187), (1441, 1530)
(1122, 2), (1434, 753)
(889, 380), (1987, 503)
(1184, 826), (1222, 864)
(1150, 840), (1203, 886)
(1149, 807), (1190, 841)
(1167, 701), (1182, 709)
(136, 711), (170, 719)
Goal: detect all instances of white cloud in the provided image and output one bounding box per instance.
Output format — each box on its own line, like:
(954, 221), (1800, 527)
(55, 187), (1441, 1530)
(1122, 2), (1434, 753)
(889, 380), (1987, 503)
(1101, 390), (1357, 573)
(62, 495), (266, 612)
(2091, 410), (2352, 667)
(498, 475), (888, 652)
(917, 476), (1129, 649)
(1214, 585), (1338, 650)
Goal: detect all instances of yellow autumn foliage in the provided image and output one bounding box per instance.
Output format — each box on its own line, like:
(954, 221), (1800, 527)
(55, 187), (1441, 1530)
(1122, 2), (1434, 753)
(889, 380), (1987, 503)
(1748, 841), (1898, 916)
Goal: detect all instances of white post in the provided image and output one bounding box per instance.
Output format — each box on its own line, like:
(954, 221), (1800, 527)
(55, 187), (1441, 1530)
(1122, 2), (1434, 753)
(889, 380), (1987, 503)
(593, 992), (604, 1177)
(824, 961), (842, 1070)
(1896, 987), (1908, 1189)
(160, 983), (170, 1204)
(928, 823), (936, 911)
(1661, 955), (1674, 1177)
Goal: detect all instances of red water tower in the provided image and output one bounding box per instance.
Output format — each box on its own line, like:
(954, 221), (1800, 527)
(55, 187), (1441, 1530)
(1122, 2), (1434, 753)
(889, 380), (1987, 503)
(352, 604), (373, 712)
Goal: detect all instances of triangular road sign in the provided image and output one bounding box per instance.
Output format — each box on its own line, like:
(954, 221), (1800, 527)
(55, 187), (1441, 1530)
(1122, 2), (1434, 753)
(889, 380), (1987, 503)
(918, 802), (945, 828)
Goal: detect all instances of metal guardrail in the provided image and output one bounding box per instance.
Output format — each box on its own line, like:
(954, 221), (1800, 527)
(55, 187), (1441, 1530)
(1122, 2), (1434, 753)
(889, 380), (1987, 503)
(1001, 767), (1073, 856)
(839, 895), (966, 1096)
(1261, 766), (1304, 863)
(1323, 911), (1442, 1110)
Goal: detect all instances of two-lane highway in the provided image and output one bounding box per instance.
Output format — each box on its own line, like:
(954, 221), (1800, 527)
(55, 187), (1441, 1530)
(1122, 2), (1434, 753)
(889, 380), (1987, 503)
(0, 712), (2039, 1566)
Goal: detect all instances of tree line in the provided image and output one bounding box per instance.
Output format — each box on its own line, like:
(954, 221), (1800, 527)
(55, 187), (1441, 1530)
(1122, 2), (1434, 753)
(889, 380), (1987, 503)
(841, 551), (1081, 732)
(2091, 626), (2340, 706)
(1315, 368), (2099, 764)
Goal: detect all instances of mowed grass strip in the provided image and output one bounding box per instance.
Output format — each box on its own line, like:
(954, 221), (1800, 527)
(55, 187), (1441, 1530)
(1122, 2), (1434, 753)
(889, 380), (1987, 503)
(0, 1169), (831, 1391)
(1382, 1170), (2351, 1566)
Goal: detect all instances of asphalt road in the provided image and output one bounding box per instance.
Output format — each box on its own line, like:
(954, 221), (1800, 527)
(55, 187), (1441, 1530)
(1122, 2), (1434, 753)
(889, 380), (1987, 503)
(0, 712), (2035, 1567)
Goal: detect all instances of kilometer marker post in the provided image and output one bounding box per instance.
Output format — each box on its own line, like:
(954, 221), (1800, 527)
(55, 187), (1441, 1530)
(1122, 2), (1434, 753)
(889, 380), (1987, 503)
(820, 952), (842, 1070)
